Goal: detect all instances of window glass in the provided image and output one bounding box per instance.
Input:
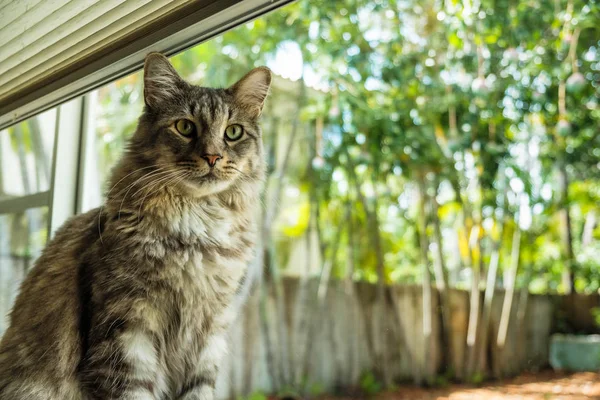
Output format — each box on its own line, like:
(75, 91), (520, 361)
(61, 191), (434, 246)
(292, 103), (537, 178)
(0, 207), (48, 333)
(0, 109), (57, 199)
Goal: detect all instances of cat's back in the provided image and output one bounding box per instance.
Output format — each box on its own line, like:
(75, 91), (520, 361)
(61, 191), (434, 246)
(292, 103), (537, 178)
(0, 208), (100, 400)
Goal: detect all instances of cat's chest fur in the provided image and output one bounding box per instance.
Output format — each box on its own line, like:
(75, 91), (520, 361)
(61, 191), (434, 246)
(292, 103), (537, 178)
(107, 197), (254, 397)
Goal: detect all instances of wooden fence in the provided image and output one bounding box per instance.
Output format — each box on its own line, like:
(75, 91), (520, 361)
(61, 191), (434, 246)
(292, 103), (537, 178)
(215, 277), (564, 398)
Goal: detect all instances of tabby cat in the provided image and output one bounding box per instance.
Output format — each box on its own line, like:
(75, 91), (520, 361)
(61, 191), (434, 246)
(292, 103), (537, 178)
(0, 53), (271, 399)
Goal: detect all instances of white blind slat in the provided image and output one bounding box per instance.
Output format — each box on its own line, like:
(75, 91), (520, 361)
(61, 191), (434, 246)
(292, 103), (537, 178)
(0, 0), (96, 61)
(0, 0), (44, 31)
(0, 0), (145, 83)
(0, 0), (190, 93)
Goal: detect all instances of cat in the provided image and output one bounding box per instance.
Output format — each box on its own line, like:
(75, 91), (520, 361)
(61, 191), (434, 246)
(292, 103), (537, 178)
(0, 53), (271, 400)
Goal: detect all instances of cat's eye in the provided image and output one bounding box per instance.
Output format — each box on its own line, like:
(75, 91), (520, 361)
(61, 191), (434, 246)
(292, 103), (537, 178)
(225, 124), (244, 141)
(175, 119), (195, 137)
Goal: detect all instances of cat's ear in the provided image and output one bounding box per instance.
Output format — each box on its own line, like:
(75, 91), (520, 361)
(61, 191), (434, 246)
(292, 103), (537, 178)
(229, 67), (272, 117)
(143, 53), (183, 109)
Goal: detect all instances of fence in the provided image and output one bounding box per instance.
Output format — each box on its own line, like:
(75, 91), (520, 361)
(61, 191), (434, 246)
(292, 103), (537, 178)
(215, 277), (589, 398)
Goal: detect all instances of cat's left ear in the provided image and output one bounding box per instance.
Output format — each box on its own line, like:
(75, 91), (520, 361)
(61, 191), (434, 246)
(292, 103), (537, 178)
(229, 67), (272, 117)
(143, 53), (183, 109)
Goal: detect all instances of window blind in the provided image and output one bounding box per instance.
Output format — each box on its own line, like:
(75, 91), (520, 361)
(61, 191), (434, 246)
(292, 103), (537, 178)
(0, 0), (291, 130)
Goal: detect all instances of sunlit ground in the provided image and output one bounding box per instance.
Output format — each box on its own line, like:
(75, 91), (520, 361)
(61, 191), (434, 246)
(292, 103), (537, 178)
(308, 372), (600, 400)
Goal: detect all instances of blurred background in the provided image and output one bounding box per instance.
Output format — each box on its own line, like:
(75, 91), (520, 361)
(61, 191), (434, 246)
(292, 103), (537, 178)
(1, 0), (599, 398)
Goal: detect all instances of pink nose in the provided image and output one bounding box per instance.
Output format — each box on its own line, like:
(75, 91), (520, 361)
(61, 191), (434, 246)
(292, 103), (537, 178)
(202, 154), (222, 167)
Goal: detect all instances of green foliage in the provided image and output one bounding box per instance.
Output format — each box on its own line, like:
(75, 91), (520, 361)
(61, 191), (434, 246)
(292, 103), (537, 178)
(90, 0), (600, 293)
(591, 307), (600, 328)
(308, 382), (325, 396)
(360, 371), (383, 395)
(237, 392), (268, 400)
(469, 371), (486, 386)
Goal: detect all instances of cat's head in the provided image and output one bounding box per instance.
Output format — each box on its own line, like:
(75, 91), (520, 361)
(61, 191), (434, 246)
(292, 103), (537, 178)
(130, 53), (271, 197)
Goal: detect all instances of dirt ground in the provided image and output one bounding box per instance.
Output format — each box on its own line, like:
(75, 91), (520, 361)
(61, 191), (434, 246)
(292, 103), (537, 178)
(315, 371), (600, 400)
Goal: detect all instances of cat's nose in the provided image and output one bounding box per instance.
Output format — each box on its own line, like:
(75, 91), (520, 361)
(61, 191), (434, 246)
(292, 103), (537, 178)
(202, 154), (222, 167)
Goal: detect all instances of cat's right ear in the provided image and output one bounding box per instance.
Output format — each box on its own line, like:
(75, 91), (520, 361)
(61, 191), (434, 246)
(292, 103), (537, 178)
(143, 53), (182, 109)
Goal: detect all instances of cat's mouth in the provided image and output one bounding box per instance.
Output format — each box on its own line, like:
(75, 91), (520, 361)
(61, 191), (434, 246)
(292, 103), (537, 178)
(180, 169), (234, 197)
(202, 171), (219, 181)
(191, 169), (227, 183)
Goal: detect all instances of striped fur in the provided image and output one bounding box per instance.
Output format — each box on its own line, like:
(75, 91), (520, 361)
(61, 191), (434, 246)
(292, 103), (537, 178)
(0, 53), (271, 399)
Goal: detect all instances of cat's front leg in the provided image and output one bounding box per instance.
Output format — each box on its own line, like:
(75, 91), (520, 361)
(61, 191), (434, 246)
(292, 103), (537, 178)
(177, 378), (216, 400)
(177, 334), (227, 400)
(81, 329), (160, 400)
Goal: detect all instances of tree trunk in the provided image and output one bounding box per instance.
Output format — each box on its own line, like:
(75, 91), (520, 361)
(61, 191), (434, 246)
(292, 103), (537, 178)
(495, 227), (522, 377)
(366, 191), (391, 387)
(464, 224), (482, 380)
(237, 116), (278, 394)
(515, 230), (535, 369)
(345, 157), (391, 387)
(475, 190), (508, 376)
(416, 174), (433, 385)
(255, 108), (297, 390)
(13, 125), (34, 272)
(262, 80), (307, 388)
(582, 210), (596, 248)
(293, 209), (315, 387)
(430, 181), (455, 377)
(344, 199), (361, 384)
(558, 164), (575, 294)
(14, 124), (31, 194)
(315, 224), (343, 386)
(28, 118), (50, 190)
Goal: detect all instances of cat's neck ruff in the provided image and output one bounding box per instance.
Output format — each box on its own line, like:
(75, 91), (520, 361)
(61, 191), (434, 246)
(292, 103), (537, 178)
(105, 176), (259, 245)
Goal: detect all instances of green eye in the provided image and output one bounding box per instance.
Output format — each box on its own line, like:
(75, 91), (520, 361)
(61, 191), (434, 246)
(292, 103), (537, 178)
(225, 124), (244, 141)
(175, 119), (195, 137)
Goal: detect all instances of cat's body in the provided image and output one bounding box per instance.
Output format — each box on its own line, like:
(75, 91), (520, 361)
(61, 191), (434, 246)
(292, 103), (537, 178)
(0, 53), (271, 399)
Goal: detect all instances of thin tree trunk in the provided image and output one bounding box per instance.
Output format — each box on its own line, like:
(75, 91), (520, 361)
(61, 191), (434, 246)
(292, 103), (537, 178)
(582, 210), (596, 248)
(292, 209), (314, 387)
(14, 125), (31, 194)
(557, 73), (575, 294)
(416, 173), (433, 385)
(496, 227), (522, 377)
(430, 181), (455, 377)
(344, 198), (361, 385)
(346, 156), (391, 386)
(465, 223), (482, 379)
(294, 118), (324, 388)
(255, 110), (294, 389)
(515, 230), (535, 370)
(237, 116), (277, 394)
(262, 80), (306, 388)
(258, 266), (281, 390)
(558, 164), (575, 294)
(13, 125), (34, 272)
(28, 118), (51, 189)
(475, 189), (508, 376)
(316, 225), (343, 387)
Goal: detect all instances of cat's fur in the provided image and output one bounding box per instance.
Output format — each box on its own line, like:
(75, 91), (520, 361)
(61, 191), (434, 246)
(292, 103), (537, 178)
(0, 53), (271, 399)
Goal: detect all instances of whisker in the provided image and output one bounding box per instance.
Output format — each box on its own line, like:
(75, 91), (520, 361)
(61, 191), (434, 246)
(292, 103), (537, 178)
(98, 165), (165, 244)
(225, 165), (246, 175)
(105, 165), (159, 200)
(117, 169), (175, 219)
(136, 171), (190, 222)
(128, 169), (182, 199)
